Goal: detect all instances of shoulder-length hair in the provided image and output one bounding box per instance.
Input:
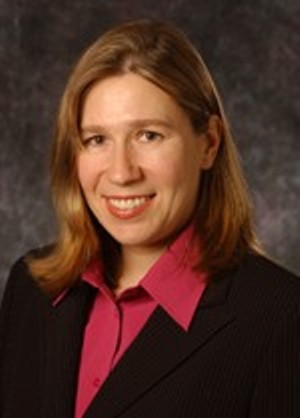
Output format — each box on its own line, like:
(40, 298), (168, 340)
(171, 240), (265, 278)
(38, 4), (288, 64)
(28, 19), (262, 294)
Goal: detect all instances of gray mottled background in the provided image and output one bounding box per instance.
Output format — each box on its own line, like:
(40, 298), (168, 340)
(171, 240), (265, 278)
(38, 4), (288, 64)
(1, 0), (299, 299)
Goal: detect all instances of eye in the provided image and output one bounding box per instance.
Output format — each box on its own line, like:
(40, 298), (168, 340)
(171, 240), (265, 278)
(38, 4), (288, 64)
(82, 135), (106, 148)
(140, 130), (163, 142)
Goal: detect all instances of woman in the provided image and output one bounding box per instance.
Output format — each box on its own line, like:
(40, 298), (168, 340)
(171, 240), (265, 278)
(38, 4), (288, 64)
(0, 20), (299, 418)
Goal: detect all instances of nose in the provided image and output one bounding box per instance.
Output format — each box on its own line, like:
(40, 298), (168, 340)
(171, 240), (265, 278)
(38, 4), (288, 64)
(107, 141), (142, 185)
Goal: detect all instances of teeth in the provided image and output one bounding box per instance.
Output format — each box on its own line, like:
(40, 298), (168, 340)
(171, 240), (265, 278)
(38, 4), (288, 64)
(108, 197), (149, 210)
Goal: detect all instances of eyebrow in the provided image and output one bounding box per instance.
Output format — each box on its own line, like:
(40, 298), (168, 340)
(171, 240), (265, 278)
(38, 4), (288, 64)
(80, 118), (175, 134)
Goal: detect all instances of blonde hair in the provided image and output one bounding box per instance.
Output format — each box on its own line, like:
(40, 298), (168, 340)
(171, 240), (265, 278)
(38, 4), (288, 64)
(28, 19), (262, 294)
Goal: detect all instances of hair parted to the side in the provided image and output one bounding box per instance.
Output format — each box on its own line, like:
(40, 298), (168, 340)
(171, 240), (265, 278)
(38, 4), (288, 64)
(27, 19), (263, 295)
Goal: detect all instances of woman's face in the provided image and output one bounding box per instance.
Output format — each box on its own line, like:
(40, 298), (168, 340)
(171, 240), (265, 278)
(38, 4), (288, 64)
(77, 73), (219, 254)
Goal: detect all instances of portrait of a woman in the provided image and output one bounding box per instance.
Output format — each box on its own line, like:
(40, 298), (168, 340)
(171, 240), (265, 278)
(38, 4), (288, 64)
(0, 19), (299, 418)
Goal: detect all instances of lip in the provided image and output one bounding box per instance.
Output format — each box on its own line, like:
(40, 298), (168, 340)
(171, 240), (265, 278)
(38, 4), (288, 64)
(104, 194), (155, 220)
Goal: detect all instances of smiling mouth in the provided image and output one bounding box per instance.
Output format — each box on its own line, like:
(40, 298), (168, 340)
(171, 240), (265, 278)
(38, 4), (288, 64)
(108, 196), (151, 209)
(104, 194), (155, 219)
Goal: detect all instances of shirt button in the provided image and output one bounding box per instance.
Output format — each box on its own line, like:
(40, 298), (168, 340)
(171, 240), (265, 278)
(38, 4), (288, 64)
(93, 378), (101, 388)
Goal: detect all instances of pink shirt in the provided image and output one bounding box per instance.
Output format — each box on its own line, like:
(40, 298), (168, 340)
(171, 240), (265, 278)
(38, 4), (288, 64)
(60, 226), (207, 418)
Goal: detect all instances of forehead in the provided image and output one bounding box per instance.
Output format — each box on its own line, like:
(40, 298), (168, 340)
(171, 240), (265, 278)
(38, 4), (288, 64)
(80, 73), (190, 129)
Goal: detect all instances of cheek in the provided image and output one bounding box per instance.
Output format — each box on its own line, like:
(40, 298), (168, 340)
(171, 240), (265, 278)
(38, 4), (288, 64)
(157, 154), (199, 191)
(146, 147), (186, 182)
(150, 160), (181, 190)
(76, 155), (97, 191)
(169, 160), (201, 204)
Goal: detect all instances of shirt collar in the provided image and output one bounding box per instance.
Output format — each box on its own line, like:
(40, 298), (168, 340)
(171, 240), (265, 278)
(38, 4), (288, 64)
(140, 224), (207, 331)
(62, 224), (207, 331)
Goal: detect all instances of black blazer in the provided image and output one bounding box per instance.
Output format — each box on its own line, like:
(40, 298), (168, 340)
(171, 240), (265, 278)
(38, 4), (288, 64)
(0, 253), (299, 418)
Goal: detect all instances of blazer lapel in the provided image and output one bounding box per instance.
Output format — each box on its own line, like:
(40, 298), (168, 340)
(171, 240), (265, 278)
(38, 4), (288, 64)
(41, 281), (96, 418)
(85, 272), (235, 418)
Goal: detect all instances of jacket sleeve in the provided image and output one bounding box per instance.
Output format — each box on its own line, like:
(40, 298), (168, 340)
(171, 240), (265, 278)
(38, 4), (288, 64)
(0, 259), (20, 416)
(0, 259), (19, 365)
(0, 257), (46, 418)
(249, 300), (300, 418)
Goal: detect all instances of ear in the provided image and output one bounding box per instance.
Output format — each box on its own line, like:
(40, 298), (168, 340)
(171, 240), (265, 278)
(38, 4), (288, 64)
(199, 115), (222, 170)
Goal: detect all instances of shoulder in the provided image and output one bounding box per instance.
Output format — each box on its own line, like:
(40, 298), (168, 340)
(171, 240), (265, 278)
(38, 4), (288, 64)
(235, 252), (299, 292)
(227, 252), (300, 320)
(0, 252), (50, 374)
(1, 249), (52, 317)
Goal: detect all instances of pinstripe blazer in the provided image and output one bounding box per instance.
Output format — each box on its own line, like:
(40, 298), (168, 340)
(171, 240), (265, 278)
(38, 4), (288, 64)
(0, 252), (299, 418)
